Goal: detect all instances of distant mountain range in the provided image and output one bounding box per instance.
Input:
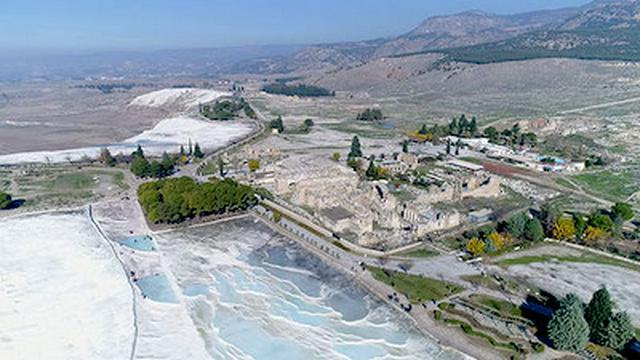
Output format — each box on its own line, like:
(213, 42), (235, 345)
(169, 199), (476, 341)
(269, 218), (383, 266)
(4, 0), (640, 81)
(238, 0), (640, 73)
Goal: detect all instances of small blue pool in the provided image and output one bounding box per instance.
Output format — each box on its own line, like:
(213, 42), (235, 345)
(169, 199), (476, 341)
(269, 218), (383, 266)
(119, 235), (156, 251)
(183, 282), (210, 297)
(136, 274), (178, 303)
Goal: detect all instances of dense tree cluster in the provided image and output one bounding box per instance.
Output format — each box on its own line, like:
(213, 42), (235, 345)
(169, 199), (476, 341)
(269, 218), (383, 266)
(262, 83), (334, 97)
(545, 202), (634, 244)
(138, 177), (258, 223)
(465, 199), (636, 257)
(464, 211), (545, 256)
(0, 191), (12, 209)
(548, 287), (634, 352)
(200, 98), (256, 120)
(356, 108), (383, 122)
(437, 26), (640, 65)
(129, 145), (177, 179)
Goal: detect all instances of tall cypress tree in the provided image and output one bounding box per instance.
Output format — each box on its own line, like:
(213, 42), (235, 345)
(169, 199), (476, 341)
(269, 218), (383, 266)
(349, 136), (362, 158)
(469, 117), (478, 136)
(585, 287), (613, 344)
(193, 143), (204, 159)
(365, 159), (377, 179)
(547, 293), (589, 352)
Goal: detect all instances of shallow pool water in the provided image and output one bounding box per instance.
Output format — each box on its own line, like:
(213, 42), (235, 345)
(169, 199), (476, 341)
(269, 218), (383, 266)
(119, 235), (156, 251)
(156, 219), (471, 360)
(136, 274), (178, 303)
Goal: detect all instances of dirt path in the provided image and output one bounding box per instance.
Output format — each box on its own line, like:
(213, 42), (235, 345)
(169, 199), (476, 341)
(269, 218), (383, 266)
(560, 95), (640, 114)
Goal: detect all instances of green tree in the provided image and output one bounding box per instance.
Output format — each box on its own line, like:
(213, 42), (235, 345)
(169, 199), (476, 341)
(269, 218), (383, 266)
(179, 145), (186, 157)
(331, 152), (341, 162)
(193, 143), (204, 159)
(589, 213), (614, 231)
(458, 114), (468, 136)
(365, 159), (377, 179)
(448, 117), (458, 135)
(446, 140), (451, 155)
(547, 293), (589, 352)
(270, 116), (285, 133)
(524, 218), (545, 241)
(574, 213), (588, 240)
(611, 202), (634, 222)
(418, 124), (428, 135)
(604, 312), (634, 351)
(484, 126), (498, 141)
(585, 287), (613, 344)
(402, 140), (409, 154)
(348, 136), (362, 158)
(0, 191), (12, 209)
(469, 117), (478, 136)
(506, 212), (528, 239)
(130, 156), (150, 178)
(303, 118), (314, 128)
(132, 144), (144, 159)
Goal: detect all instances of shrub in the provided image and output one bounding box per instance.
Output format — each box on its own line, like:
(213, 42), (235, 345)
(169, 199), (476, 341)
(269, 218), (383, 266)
(0, 191), (12, 209)
(531, 342), (545, 353)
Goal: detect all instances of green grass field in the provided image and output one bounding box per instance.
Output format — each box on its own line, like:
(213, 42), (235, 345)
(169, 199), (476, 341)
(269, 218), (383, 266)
(368, 266), (463, 304)
(399, 248), (438, 258)
(469, 294), (523, 318)
(496, 253), (640, 273)
(571, 170), (639, 202)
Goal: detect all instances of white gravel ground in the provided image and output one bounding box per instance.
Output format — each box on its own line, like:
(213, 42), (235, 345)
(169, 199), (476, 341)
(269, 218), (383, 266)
(0, 116), (254, 165)
(507, 262), (640, 326)
(129, 88), (231, 109)
(0, 212), (134, 359)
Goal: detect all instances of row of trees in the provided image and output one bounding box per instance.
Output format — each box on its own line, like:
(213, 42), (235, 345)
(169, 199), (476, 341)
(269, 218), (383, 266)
(356, 108), (383, 122)
(130, 150), (176, 179)
(262, 83), (334, 97)
(138, 177), (257, 223)
(483, 123), (537, 148)
(408, 116), (538, 149)
(548, 287), (634, 353)
(466, 201), (635, 256)
(412, 115), (478, 141)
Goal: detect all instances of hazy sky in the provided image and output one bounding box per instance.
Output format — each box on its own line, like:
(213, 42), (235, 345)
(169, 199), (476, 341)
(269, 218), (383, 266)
(0, 0), (592, 51)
